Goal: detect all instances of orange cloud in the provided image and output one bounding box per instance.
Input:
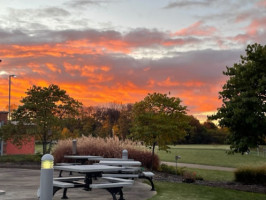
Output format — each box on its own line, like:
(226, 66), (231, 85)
(173, 21), (217, 37)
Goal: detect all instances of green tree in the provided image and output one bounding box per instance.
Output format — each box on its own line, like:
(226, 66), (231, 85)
(209, 43), (266, 153)
(2, 84), (82, 154)
(131, 92), (189, 169)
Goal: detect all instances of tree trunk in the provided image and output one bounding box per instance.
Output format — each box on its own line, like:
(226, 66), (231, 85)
(42, 133), (47, 155)
(151, 142), (156, 170)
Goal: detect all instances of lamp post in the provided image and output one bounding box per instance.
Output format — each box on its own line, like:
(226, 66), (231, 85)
(8, 74), (16, 121)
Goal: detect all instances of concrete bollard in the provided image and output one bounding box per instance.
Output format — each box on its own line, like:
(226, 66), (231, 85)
(72, 139), (77, 155)
(122, 149), (128, 160)
(39, 154), (54, 200)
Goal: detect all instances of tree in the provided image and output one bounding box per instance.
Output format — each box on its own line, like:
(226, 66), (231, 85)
(131, 92), (189, 169)
(209, 43), (266, 153)
(4, 84), (82, 154)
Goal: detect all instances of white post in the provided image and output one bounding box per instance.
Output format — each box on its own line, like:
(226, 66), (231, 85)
(122, 149), (128, 160)
(39, 154), (54, 200)
(72, 139), (77, 155)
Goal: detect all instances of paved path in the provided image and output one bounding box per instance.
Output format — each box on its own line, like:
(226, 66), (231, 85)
(162, 161), (236, 172)
(0, 168), (156, 200)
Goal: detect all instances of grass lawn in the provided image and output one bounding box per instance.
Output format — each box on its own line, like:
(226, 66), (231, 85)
(157, 145), (266, 168)
(148, 181), (266, 200)
(184, 168), (235, 182)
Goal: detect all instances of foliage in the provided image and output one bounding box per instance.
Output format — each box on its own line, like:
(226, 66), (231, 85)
(182, 171), (198, 183)
(209, 43), (266, 154)
(184, 168), (234, 182)
(159, 163), (186, 175)
(131, 92), (189, 169)
(1, 84), (82, 154)
(183, 116), (229, 144)
(52, 136), (160, 170)
(0, 154), (41, 163)
(235, 165), (266, 185)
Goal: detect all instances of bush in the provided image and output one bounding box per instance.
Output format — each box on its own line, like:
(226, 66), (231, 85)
(0, 154), (41, 163)
(52, 136), (160, 170)
(159, 163), (186, 175)
(159, 164), (204, 182)
(235, 165), (266, 185)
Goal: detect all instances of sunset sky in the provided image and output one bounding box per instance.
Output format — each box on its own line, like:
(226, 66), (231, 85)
(0, 0), (266, 122)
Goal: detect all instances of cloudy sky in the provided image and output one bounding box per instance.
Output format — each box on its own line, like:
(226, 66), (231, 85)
(0, 0), (265, 121)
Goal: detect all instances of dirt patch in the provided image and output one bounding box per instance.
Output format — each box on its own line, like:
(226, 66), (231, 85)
(154, 171), (266, 194)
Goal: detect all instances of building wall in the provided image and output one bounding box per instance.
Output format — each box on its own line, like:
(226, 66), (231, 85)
(0, 112), (8, 124)
(0, 111), (35, 155)
(5, 138), (35, 155)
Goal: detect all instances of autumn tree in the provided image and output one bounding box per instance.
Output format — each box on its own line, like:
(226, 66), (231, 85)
(1, 84), (82, 154)
(131, 92), (189, 169)
(209, 43), (266, 153)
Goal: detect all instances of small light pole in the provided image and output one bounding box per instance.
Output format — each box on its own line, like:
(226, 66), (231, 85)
(72, 139), (77, 155)
(8, 74), (16, 121)
(122, 149), (128, 160)
(39, 154), (54, 200)
(175, 155), (181, 175)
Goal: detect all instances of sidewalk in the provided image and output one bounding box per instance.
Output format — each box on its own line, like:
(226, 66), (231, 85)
(0, 168), (156, 200)
(162, 161), (236, 172)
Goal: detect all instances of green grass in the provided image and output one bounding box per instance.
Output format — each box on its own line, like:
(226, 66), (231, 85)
(148, 181), (266, 200)
(185, 168), (234, 182)
(157, 145), (266, 168)
(35, 144), (43, 154)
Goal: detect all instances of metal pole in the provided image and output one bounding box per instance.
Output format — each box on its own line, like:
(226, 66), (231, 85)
(72, 139), (77, 155)
(8, 75), (11, 121)
(39, 154), (54, 200)
(8, 75), (16, 121)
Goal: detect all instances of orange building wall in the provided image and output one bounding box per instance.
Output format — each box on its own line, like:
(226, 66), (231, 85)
(1, 111), (35, 155)
(5, 138), (35, 155)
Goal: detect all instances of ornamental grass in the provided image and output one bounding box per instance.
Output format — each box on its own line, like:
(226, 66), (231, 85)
(235, 165), (266, 185)
(52, 136), (160, 170)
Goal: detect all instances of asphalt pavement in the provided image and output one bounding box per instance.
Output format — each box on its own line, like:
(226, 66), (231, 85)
(0, 167), (156, 200)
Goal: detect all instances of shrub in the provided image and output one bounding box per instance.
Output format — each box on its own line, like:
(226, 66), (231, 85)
(235, 165), (266, 185)
(0, 154), (41, 163)
(52, 136), (160, 170)
(159, 163), (186, 175)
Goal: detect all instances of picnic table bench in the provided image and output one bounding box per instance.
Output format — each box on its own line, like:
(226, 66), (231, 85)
(53, 164), (134, 200)
(99, 160), (155, 191)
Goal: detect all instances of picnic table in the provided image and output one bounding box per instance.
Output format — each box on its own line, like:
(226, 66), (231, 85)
(99, 160), (141, 167)
(54, 164), (133, 200)
(64, 155), (103, 164)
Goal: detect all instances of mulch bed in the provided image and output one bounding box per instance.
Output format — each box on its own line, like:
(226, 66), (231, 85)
(154, 171), (266, 194)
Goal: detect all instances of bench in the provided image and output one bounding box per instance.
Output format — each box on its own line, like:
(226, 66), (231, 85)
(53, 180), (76, 199)
(53, 176), (134, 200)
(54, 176), (84, 181)
(89, 180), (133, 200)
(102, 171), (155, 191)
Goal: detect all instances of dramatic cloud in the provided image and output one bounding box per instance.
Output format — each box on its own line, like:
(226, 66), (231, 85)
(0, 0), (265, 122)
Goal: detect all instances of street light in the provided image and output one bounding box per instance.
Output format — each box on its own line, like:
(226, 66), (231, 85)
(8, 74), (16, 121)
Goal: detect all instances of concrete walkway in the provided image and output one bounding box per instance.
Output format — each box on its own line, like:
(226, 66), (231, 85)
(0, 168), (156, 200)
(162, 161), (236, 172)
